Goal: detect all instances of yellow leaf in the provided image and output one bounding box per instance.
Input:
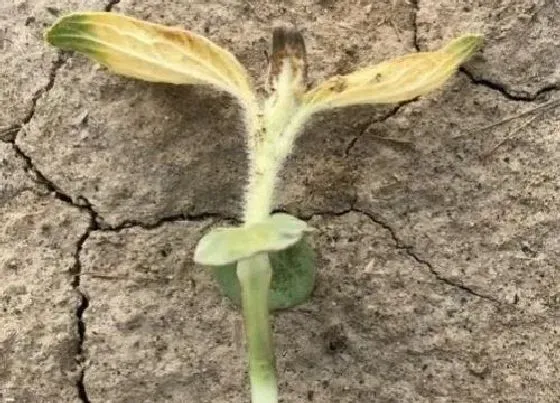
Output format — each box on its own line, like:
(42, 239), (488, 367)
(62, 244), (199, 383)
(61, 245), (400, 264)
(45, 12), (254, 102)
(303, 34), (483, 112)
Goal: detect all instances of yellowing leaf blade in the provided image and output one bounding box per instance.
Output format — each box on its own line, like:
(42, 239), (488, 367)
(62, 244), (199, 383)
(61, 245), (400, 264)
(45, 12), (254, 101)
(303, 34), (483, 111)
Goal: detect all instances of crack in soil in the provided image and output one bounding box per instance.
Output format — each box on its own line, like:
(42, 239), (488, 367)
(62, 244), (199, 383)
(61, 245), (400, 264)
(76, 293), (91, 403)
(344, 103), (410, 156)
(9, 142), (101, 403)
(107, 211), (236, 232)
(72, 209), (98, 403)
(9, 140), (92, 208)
(8, 137), (100, 403)
(1, 53), (65, 142)
(410, 0), (420, 51)
(304, 207), (503, 304)
(352, 208), (503, 304)
(461, 68), (560, 102)
(105, 0), (121, 12)
(75, 291), (91, 402)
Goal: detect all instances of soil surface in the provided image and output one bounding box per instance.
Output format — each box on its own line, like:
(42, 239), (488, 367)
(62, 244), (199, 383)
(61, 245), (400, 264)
(1, 1), (559, 402)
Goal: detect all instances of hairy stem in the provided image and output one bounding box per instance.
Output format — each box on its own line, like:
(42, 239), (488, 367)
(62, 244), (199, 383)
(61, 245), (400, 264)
(243, 156), (279, 224)
(237, 254), (278, 403)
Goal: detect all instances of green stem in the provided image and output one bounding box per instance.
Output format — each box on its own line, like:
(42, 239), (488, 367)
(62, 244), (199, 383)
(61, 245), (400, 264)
(237, 253), (278, 403)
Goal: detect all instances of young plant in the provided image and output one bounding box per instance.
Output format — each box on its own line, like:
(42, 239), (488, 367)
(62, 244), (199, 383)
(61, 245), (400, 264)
(46, 12), (482, 403)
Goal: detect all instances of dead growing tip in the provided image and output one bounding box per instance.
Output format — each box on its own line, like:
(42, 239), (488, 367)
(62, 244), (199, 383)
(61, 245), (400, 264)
(272, 24), (305, 56)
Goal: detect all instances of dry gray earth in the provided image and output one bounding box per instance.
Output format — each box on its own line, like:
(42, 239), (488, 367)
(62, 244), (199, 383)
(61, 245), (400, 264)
(1, 0), (559, 402)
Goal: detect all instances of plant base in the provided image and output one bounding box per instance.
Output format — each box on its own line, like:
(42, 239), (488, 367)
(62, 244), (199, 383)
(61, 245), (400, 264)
(212, 239), (316, 310)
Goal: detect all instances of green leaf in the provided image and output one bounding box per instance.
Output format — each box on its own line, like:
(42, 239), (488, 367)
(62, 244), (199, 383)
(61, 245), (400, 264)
(194, 213), (310, 266)
(212, 239), (316, 310)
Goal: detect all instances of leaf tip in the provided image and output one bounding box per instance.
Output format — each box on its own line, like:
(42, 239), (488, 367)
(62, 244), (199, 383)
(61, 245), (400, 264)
(44, 13), (90, 48)
(43, 16), (62, 45)
(443, 33), (484, 62)
(193, 234), (220, 266)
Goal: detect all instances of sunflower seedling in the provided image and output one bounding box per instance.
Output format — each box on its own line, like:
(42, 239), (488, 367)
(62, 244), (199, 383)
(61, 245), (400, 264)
(46, 12), (482, 403)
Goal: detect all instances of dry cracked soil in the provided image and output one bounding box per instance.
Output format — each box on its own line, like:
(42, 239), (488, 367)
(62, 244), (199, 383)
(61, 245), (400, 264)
(1, 0), (559, 402)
